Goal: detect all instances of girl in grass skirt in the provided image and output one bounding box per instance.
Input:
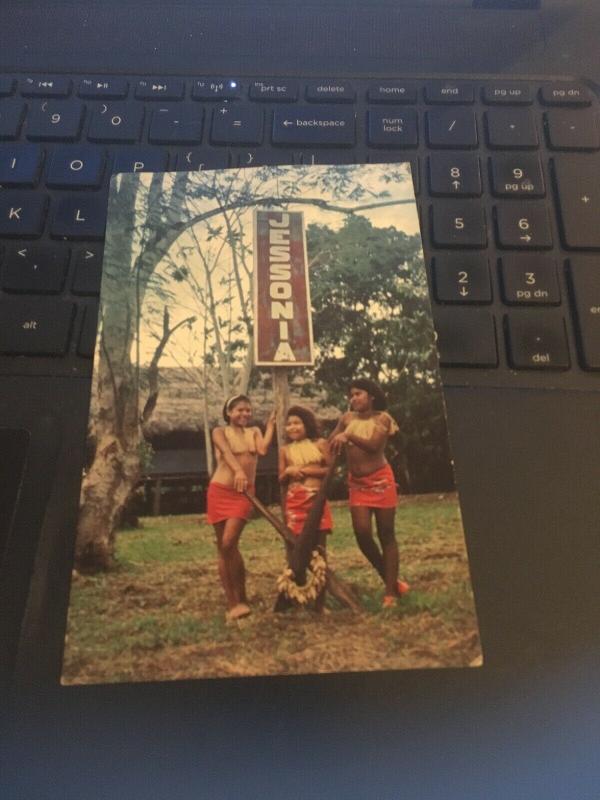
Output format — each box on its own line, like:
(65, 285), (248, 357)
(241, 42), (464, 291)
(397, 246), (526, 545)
(278, 405), (333, 612)
(208, 394), (275, 620)
(329, 379), (409, 608)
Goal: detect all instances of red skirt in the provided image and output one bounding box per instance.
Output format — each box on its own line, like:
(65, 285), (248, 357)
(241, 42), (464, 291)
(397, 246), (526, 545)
(348, 463), (398, 509)
(285, 483), (333, 536)
(206, 481), (254, 524)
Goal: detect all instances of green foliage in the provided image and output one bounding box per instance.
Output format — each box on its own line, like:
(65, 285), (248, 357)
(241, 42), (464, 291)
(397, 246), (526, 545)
(137, 439), (155, 472)
(306, 216), (453, 492)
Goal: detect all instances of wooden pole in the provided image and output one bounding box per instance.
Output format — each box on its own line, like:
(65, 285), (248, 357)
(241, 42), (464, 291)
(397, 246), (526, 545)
(272, 367), (290, 452)
(244, 491), (362, 614)
(153, 478), (162, 516)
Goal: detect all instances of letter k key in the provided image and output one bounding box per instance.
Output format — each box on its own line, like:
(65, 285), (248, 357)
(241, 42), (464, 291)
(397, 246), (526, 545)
(0, 191), (47, 236)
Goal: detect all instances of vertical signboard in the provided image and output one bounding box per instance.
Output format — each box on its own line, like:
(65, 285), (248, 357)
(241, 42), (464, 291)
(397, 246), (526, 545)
(253, 209), (314, 366)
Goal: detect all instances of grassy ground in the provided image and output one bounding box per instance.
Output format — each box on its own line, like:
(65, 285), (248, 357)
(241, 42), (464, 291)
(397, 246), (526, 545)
(62, 493), (482, 684)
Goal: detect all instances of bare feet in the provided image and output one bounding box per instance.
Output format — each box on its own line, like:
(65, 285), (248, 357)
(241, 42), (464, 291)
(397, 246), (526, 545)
(226, 603), (251, 621)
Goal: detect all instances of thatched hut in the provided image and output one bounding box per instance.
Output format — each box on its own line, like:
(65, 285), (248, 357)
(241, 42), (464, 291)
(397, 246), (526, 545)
(97, 367), (341, 516)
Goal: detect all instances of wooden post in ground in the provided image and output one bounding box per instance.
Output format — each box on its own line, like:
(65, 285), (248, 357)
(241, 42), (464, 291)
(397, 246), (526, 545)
(153, 478), (162, 516)
(272, 367), (290, 457)
(245, 491), (362, 614)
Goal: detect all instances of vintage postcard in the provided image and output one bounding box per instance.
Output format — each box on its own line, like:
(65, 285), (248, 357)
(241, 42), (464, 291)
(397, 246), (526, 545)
(62, 163), (482, 684)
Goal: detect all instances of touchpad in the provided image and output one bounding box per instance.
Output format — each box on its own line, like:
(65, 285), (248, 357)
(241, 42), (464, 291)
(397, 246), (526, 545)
(0, 429), (29, 561)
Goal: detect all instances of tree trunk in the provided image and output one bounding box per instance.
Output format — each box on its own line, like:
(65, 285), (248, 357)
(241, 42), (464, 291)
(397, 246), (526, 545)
(76, 435), (142, 571)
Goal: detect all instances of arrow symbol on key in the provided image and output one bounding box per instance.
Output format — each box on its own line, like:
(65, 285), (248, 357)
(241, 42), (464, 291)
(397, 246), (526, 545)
(283, 119), (293, 127)
(17, 248), (27, 257)
(520, 234), (532, 242)
(85, 250), (95, 259)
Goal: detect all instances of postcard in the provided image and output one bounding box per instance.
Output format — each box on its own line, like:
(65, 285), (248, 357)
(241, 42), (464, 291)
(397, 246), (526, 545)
(62, 163), (482, 684)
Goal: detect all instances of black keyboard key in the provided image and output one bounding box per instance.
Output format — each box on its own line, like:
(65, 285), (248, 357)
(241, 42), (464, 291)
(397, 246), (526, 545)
(0, 297), (74, 355)
(305, 81), (355, 103)
(112, 148), (169, 174)
(552, 158), (600, 250)
(432, 254), (491, 303)
(72, 246), (103, 295)
(149, 107), (204, 145)
(51, 196), (107, 240)
(540, 83), (592, 107)
(174, 149), (229, 170)
(211, 105), (263, 146)
(26, 101), (84, 142)
(273, 106), (355, 147)
(494, 204), (552, 249)
(430, 202), (487, 248)
(297, 150), (354, 165)
(434, 308), (497, 367)
(482, 84), (532, 105)
(21, 76), (71, 98)
(0, 100), (26, 140)
(489, 155), (545, 198)
(249, 80), (299, 102)
(236, 150), (292, 167)
(545, 110), (600, 151)
(425, 82), (474, 104)
(78, 77), (129, 99)
(46, 146), (105, 188)
(567, 257), (600, 370)
(1, 245), (68, 294)
(0, 144), (43, 186)
(426, 110), (478, 148)
(192, 79), (241, 101)
(428, 154), (481, 197)
(368, 82), (418, 104)
(485, 109), (538, 149)
(367, 108), (417, 148)
(500, 255), (560, 305)
(505, 312), (570, 370)
(135, 79), (184, 101)
(0, 192), (47, 237)
(88, 104), (144, 143)
(78, 304), (98, 358)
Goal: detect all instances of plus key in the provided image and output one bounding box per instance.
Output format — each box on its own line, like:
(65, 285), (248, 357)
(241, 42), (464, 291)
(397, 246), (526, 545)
(553, 157), (600, 249)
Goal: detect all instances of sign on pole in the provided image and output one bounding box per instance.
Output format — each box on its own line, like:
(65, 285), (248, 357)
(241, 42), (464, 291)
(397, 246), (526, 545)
(253, 209), (314, 366)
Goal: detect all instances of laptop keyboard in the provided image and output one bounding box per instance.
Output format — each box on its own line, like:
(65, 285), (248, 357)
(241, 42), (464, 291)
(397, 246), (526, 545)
(0, 73), (599, 389)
